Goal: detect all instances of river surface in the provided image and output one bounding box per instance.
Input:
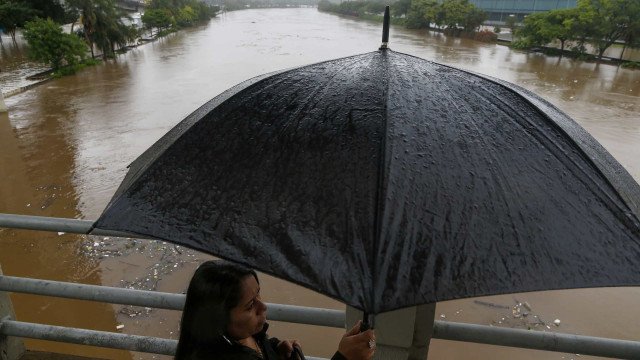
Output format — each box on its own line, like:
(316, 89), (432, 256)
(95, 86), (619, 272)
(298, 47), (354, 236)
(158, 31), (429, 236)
(1, 8), (640, 360)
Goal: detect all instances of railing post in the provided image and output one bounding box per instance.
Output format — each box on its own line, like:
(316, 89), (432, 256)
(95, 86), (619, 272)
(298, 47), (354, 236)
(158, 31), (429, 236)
(0, 264), (25, 360)
(346, 304), (436, 360)
(0, 92), (7, 113)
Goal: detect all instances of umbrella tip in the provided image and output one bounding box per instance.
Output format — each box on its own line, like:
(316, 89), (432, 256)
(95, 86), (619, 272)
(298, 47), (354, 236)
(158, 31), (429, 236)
(379, 5), (390, 50)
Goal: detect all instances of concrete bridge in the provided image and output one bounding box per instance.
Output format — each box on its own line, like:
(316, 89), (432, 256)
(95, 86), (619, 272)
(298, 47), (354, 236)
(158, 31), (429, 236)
(469, 0), (577, 23)
(116, 0), (145, 11)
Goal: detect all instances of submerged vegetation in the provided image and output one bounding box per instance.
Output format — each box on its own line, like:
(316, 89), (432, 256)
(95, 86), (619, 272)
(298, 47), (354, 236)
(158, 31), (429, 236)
(513, 0), (640, 62)
(318, 0), (640, 65)
(318, 0), (491, 41)
(142, 0), (219, 36)
(23, 18), (88, 72)
(0, 0), (219, 76)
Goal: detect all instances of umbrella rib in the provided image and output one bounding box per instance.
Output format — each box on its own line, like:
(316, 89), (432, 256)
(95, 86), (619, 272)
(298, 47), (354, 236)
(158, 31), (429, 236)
(370, 51), (391, 314)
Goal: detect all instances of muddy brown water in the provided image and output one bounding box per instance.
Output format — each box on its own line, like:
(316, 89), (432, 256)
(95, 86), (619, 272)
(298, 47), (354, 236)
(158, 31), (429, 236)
(1, 8), (640, 360)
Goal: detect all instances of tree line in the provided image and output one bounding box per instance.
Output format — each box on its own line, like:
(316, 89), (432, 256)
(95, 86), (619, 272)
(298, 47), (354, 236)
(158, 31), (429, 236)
(514, 0), (640, 61)
(318, 0), (640, 63)
(142, 0), (218, 36)
(0, 0), (218, 74)
(318, 0), (491, 40)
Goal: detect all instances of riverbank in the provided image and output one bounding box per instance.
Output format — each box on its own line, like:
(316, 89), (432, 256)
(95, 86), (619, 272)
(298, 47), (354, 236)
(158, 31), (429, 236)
(1, 27), (174, 99)
(518, 45), (640, 66)
(1, 77), (54, 99)
(318, 7), (640, 66)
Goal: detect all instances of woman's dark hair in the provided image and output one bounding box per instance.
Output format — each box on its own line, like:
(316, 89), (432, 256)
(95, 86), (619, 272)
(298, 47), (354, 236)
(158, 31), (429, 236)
(175, 260), (258, 360)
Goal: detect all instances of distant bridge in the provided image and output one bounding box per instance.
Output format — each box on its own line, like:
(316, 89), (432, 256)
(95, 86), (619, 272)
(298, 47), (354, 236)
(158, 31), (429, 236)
(468, 0), (577, 23)
(116, 0), (146, 11)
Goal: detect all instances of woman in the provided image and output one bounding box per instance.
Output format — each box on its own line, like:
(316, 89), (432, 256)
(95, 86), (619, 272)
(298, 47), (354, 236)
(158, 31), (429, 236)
(176, 260), (376, 360)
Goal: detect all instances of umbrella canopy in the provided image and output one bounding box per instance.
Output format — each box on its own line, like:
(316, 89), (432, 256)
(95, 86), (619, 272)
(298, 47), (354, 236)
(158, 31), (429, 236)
(94, 49), (640, 315)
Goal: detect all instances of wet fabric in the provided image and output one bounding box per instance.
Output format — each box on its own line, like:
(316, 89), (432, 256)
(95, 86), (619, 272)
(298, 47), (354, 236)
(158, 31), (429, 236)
(94, 50), (640, 314)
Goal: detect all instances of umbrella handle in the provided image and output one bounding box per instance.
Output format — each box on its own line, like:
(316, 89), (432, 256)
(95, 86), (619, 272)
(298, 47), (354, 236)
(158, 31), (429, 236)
(360, 312), (375, 331)
(291, 344), (306, 360)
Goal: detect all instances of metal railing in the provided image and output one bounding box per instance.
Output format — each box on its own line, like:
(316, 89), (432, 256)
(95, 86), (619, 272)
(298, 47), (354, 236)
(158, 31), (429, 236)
(0, 275), (335, 359)
(0, 276), (344, 327)
(2, 213), (640, 359)
(1, 319), (177, 356)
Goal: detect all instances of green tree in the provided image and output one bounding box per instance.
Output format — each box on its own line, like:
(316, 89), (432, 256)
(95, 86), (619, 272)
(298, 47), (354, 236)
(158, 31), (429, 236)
(66, 0), (134, 59)
(578, 0), (631, 60)
(65, 0), (98, 57)
(94, 11), (137, 58)
(364, 2), (386, 15)
(176, 5), (198, 27)
(461, 5), (486, 32)
(193, 2), (218, 20)
(561, 8), (589, 54)
(440, 0), (467, 31)
(516, 8), (578, 51)
(544, 8), (577, 52)
(438, 0), (484, 33)
(405, 0), (485, 33)
(145, 0), (216, 29)
(23, 17), (87, 70)
(142, 8), (175, 32)
(392, 0), (411, 18)
(28, 0), (76, 24)
(618, 0), (640, 60)
(515, 13), (547, 48)
(0, 0), (35, 42)
(93, 0), (135, 58)
(405, 0), (438, 29)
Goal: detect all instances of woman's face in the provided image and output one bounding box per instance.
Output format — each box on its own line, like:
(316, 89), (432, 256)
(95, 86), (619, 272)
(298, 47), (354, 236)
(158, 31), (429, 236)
(227, 275), (267, 340)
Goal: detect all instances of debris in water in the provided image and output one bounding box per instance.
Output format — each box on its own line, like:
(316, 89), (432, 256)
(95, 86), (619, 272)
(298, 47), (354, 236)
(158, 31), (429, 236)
(116, 324), (125, 330)
(474, 300), (510, 309)
(57, 232), (65, 236)
(554, 319), (561, 326)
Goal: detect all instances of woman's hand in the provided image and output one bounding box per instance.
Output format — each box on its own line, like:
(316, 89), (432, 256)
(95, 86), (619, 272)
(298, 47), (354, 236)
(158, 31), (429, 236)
(337, 320), (376, 360)
(276, 339), (301, 360)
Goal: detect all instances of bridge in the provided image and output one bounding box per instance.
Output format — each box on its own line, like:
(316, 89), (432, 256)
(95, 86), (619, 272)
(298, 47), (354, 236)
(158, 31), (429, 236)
(116, 0), (145, 11)
(468, 0), (577, 23)
(2, 213), (640, 360)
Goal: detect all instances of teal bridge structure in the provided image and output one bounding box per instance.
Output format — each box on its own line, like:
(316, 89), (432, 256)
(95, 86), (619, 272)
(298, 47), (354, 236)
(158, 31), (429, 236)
(468, 0), (577, 23)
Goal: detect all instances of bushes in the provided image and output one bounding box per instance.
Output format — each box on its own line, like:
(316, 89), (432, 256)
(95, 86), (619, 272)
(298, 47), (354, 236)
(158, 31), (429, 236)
(320, 0), (493, 42)
(143, 0), (218, 36)
(621, 61), (640, 69)
(473, 29), (497, 43)
(142, 8), (175, 31)
(176, 6), (198, 27)
(23, 18), (88, 71)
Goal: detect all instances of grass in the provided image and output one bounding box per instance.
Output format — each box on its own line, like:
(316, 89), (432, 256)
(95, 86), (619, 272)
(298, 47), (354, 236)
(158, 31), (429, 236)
(621, 61), (640, 69)
(51, 58), (101, 78)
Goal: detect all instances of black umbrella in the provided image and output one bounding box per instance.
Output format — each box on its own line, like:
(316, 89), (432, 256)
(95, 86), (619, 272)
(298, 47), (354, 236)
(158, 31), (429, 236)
(93, 10), (640, 317)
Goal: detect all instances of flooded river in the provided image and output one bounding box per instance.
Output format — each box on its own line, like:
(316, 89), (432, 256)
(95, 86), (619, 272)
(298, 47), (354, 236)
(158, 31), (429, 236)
(1, 8), (640, 360)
